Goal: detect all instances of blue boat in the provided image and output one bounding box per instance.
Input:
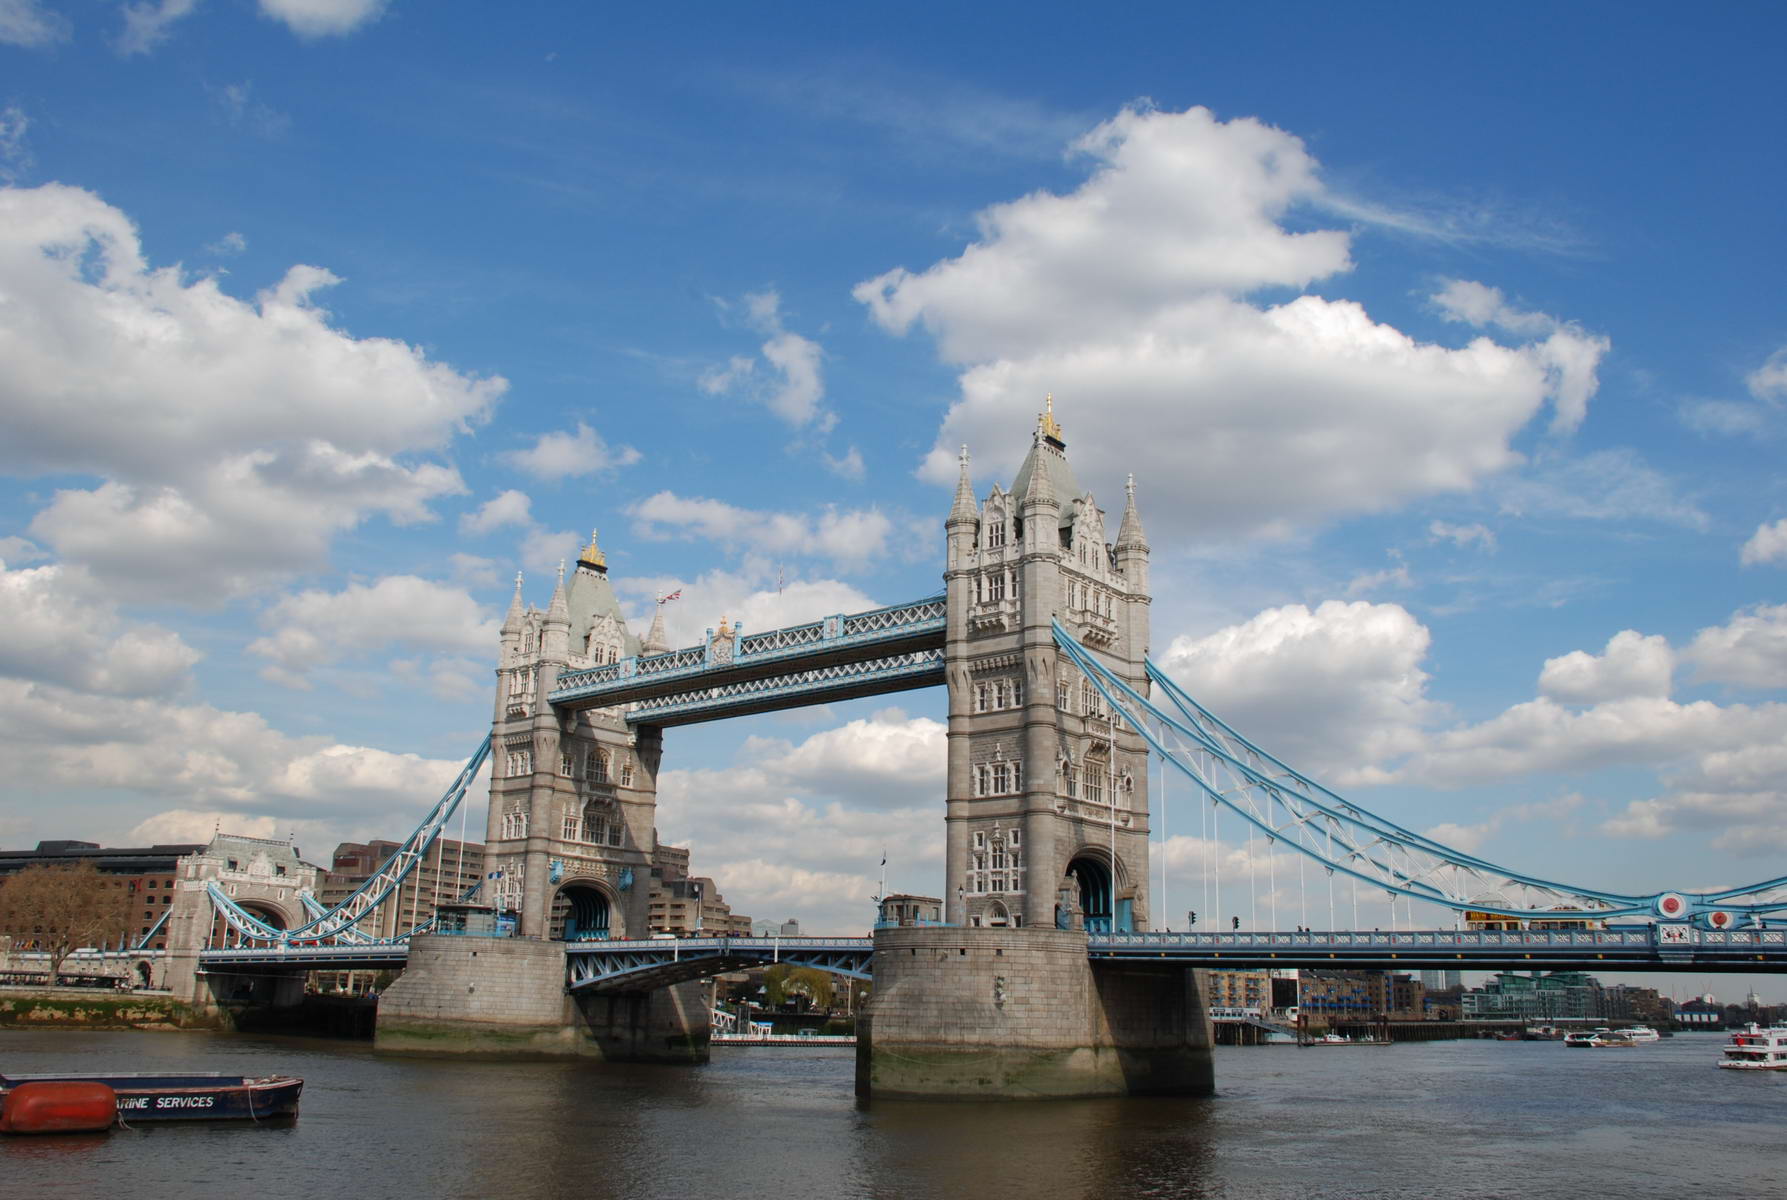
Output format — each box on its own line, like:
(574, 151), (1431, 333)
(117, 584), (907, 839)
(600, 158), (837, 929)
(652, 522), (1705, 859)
(0, 1072), (302, 1123)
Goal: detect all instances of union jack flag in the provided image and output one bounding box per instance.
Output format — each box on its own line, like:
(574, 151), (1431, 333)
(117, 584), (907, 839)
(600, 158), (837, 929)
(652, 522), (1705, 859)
(660, 589), (682, 604)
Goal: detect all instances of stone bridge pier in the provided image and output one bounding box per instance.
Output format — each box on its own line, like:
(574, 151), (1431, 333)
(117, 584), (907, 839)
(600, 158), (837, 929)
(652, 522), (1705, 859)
(857, 926), (1213, 1099)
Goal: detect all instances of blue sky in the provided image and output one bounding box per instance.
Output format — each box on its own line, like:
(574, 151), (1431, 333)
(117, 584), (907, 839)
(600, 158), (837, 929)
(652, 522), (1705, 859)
(2, 2), (1785, 998)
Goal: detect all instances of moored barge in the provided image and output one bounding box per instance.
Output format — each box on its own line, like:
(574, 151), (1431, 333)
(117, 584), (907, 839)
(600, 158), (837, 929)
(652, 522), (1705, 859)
(0, 1072), (302, 1128)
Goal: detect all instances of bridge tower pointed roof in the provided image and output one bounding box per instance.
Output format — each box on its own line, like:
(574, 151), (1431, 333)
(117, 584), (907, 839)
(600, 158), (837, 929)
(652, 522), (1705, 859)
(1009, 394), (1083, 521)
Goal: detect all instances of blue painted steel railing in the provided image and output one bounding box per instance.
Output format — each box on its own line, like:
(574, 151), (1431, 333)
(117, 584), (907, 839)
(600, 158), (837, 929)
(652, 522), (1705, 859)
(550, 596), (945, 711)
(1089, 926), (1787, 970)
(628, 649), (944, 724)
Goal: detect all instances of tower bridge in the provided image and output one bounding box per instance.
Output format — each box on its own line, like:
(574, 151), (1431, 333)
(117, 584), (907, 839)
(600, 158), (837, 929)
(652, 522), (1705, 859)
(160, 398), (1787, 1098)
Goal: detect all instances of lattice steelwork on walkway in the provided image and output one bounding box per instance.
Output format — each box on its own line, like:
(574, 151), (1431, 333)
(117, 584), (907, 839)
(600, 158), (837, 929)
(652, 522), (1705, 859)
(549, 597), (945, 723)
(565, 936), (874, 993)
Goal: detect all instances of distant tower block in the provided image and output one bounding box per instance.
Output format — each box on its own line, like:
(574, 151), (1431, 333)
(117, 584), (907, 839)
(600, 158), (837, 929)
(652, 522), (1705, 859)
(484, 531), (663, 944)
(943, 396), (1154, 932)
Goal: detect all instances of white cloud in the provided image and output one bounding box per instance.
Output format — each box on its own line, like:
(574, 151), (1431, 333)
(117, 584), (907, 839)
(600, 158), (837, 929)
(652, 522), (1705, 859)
(1538, 630), (1674, 705)
(0, 0), (67, 47)
(1348, 604), (1787, 852)
(0, 559), (201, 697)
(0, 185), (502, 600)
(627, 491), (894, 572)
(247, 575), (497, 684)
(859, 106), (1607, 542)
(211, 81), (291, 139)
(1683, 604), (1787, 688)
(207, 231), (247, 256)
(460, 489), (534, 536)
(499, 422), (640, 482)
(0, 105), (31, 182)
(0, 676), (480, 830)
(1428, 520), (1497, 552)
(448, 553), (500, 587)
(0, 536), (46, 563)
(519, 526), (579, 575)
(1158, 600), (1436, 784)
(656, 708), (946, 931)
(1493, 448), (1706, 529)
(117, 0), (200, 57)
(1429, 281), (1609, 435)
(614, 567), (879, 649)
(703, 290), (831, 431)
(1344, 562), (1411, 596)
(823, 446), (865, 481)
(257, 0), (387, 38)
(1740, 519), (1787, 567)
(1747, 348), (1787, 402)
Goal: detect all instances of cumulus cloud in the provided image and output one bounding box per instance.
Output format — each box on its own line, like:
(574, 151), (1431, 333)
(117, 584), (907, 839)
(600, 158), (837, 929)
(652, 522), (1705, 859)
(0, 105), (32, 183)
(823, 446), (865, 482)
(1683, 604), (1787, 689)
(1429, 520), (1497, 552)
(1740, 519), (1787, 566)
(614, 566), (879, 649)
(1538, 630), (1674, 705)
(117, 0), (199, 56)
(858, 106), (1608, 542)
(460, 489), (534, 536)
(0, 0), (67, 47)
(257, 0), (387, 38)
(247, 575), (497, 686)
(1343, 603), (1787, 852)
(1432, 281), (1610, 435)
(1158, 600), (1437, 784)
(627, 491), (894, 572)
(656, 708), (945, 931)
(0, 185), (502, 600)
(0, 676), (481, 824)
(701, 290), (832, 432)
(499, 422), (641, 482)
(0, 559), (200, 697)
(1748, 348), (1787, 403)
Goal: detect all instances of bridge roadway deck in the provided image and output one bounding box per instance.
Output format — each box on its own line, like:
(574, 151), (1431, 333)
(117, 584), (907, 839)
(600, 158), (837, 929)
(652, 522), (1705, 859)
(194, 925), (1787, 980)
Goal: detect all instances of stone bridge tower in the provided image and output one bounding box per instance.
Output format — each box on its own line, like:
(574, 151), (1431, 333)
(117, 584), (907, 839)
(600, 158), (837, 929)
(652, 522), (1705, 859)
(861, 401), (1209, 1100)
(943, 398), (1153, 932)
(481, 532), (667, 942)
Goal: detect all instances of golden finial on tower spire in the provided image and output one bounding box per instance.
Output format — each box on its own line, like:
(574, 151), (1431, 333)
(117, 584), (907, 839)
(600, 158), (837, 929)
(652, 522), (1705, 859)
(578, 527), (607, 571)
(1038, 393), (1065, 447)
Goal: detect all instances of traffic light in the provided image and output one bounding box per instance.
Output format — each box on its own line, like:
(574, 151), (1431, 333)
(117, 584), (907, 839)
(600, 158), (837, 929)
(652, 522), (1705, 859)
(1188, 910), (1197, 926)
(1231, 915), (1240, 930)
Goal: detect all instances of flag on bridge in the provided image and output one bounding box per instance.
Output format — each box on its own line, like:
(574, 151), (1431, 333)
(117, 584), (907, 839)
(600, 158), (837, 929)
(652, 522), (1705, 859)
(660, 589), (681, 604)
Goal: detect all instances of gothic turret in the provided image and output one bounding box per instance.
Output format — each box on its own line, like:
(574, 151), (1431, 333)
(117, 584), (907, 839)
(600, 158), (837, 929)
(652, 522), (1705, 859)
(642, 603), (671, 655)
(541, 559), (571, 661)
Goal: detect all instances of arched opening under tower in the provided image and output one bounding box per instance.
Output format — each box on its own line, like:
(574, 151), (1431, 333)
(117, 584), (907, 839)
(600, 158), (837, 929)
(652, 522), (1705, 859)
(209, 899), (288, 948)
(1066, 856), (1111, 932)
(551, 883), (611, 942)
(1065, 854), (1133, 933)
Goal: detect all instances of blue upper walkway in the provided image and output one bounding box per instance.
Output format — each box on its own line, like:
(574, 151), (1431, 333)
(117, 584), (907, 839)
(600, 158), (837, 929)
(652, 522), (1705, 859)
(548, 596), (945, 725)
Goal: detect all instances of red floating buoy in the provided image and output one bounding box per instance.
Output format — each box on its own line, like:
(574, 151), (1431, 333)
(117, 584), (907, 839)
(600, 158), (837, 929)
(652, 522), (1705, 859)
(0, 1082), (118, 1134)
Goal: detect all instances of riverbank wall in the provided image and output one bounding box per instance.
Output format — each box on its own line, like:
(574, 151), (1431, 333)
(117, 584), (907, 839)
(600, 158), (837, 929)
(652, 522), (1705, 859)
(0, 987), (228, 1031)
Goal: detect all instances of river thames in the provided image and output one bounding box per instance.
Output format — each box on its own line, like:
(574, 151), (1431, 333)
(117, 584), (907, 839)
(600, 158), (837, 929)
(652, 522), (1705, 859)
(2, 1029), (1782, 1198)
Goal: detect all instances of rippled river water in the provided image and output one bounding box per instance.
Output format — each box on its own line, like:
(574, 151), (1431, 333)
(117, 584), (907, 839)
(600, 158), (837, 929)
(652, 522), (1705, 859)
(3, 1029), (1783, 1199)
